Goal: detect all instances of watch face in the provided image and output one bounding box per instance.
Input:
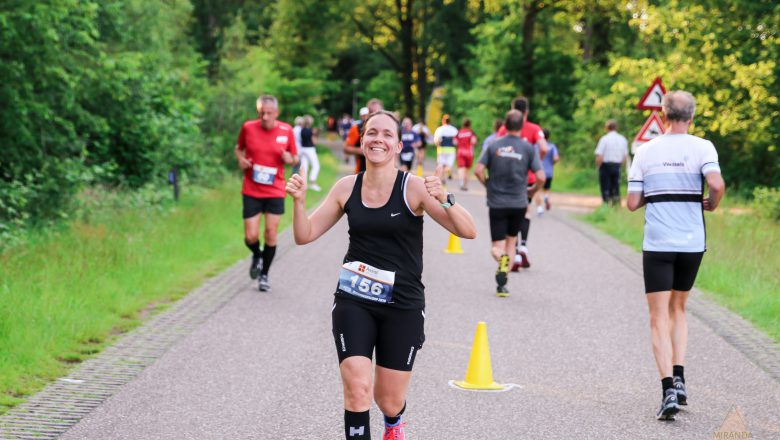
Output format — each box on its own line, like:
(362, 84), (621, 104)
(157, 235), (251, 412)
(447, 193), (455, 205)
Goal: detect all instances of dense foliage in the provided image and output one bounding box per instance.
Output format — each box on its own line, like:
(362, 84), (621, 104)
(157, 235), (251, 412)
(2, 0), (778, 244)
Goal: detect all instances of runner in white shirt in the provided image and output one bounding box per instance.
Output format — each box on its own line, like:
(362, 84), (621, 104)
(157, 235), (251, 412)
(433, 114), (459, 180)
(627, 90), (725, 421)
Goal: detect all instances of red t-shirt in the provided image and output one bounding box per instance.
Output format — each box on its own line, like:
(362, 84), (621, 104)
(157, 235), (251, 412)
(345, 123), (366, 173)
(456, 128), (476, 155)
(497, 120), (545, 145)
(237, 120), (297, 198)
(497, 121), (544, 185)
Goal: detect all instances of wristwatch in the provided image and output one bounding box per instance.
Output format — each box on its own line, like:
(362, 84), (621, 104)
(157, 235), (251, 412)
(440, 192), (455, 209)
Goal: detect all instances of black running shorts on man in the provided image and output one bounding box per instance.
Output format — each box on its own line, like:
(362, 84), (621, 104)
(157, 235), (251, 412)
(642, 251), (704, 293)
(332, 296), (425, 371)
(489, 208), (527, 242)
(242, 195), (285, 218)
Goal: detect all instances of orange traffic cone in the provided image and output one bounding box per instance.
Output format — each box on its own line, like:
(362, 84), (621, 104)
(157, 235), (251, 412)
(453, 322), (507, 390)
(444, 233), (464, 254)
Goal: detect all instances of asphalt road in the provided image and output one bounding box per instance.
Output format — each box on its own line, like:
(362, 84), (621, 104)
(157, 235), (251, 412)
(59, 184), (780, 439)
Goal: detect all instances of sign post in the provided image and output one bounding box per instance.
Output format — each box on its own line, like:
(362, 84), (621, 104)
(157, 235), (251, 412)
(636, 77), (666, 111)
(632, 77), (667, 155)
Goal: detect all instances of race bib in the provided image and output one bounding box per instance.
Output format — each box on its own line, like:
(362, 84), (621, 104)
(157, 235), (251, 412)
(400, 152), (414, 162)
(252, 164), (278, 185)
(276, 136), (288, 144)
(337, 261), (395, 304)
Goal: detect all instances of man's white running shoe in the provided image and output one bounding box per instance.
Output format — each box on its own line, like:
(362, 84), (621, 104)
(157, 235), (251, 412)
(536, 205), (544, 216)
(309, 183), (322, 192)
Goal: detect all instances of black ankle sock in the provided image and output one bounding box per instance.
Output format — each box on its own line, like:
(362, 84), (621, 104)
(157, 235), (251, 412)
(662, 377), (674, 396)
(344, 409), (370, 439)
(384, 402), (406, 426)
(261, 245), (276, 276)
(244, 239), (261, 258)
(673, 365), (685, 383)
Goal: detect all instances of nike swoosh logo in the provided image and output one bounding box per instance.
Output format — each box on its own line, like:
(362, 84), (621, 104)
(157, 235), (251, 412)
(391, 213), (401, 217)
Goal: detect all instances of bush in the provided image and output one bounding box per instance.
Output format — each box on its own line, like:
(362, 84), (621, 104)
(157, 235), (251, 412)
(752, 187), (780, 222)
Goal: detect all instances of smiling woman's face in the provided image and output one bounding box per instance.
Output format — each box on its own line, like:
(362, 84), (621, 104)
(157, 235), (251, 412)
(361, 113), (402, 164)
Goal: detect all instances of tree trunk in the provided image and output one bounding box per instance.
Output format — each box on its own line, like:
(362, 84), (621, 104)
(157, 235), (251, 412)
(521, 1), (541, 99)
(415, 2), (431, 123)
(398, 0), (415, 118)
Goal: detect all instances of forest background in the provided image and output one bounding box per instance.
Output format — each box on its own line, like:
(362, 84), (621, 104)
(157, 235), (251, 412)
(2, 0), (779, 244)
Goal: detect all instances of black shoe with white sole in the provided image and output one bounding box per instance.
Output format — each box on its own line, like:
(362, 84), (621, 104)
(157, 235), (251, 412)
(673, 377), (687, 406)
(656, 389), (680, 420)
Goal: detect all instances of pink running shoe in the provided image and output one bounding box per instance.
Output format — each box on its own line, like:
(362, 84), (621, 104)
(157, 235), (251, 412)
(383, 422), (406, 440)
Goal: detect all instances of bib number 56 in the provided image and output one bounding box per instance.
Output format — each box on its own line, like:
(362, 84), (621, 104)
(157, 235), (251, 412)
(349, 275), (384, 296)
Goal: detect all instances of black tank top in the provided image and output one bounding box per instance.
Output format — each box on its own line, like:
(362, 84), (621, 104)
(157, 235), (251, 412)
(300, 127), (314, 147)
(336, 170), (425, 309)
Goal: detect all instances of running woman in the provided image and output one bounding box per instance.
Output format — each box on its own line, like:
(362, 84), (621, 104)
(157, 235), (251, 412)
(627, 91), (725, 420)
(455, 118), (477, 191)
(345, 99), (384, 174)
(234, 95), (298, 291)
(286, 111), (476, 439)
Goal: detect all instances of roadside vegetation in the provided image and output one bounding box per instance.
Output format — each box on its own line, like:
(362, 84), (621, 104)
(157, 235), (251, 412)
(584, 195), (780, 342)
(0, 149), (338, 414)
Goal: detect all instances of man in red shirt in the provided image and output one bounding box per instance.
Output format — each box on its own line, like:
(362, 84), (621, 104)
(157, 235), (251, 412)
(234, 95), (298, 291)
(455, 117), (477, 191)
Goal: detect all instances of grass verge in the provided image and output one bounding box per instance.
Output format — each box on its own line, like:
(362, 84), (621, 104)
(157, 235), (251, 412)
(583, 205), (780, 341)
(553, 162), (608, 196)
(0, 147), (339, 414)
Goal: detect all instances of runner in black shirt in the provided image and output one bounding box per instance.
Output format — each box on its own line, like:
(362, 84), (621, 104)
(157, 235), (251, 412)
(286, 111), (476, 440)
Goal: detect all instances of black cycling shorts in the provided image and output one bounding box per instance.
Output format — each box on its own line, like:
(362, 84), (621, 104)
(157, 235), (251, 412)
(642, 251), (704, 293)
(331, 297), (425, 371)
(489, 207), (527, 242)
(242, 195), (285, 219)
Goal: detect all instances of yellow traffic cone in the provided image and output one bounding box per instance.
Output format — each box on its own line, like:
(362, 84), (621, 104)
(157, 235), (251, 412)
(443, 233), (464, 254)
(416, 164), (423, 177)
(453, 322), (506, 390)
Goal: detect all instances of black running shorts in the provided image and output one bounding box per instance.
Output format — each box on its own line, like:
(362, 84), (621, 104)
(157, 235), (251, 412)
(642, 251), (704, 293)
(331, 297), (425, 371)
(488, 207), (527, 242)
(543, 177), (553, 190)
(242, 195), (285, 219)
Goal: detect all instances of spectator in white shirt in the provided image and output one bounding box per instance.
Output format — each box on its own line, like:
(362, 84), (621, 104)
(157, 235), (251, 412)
(595, 119), (629, 205)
